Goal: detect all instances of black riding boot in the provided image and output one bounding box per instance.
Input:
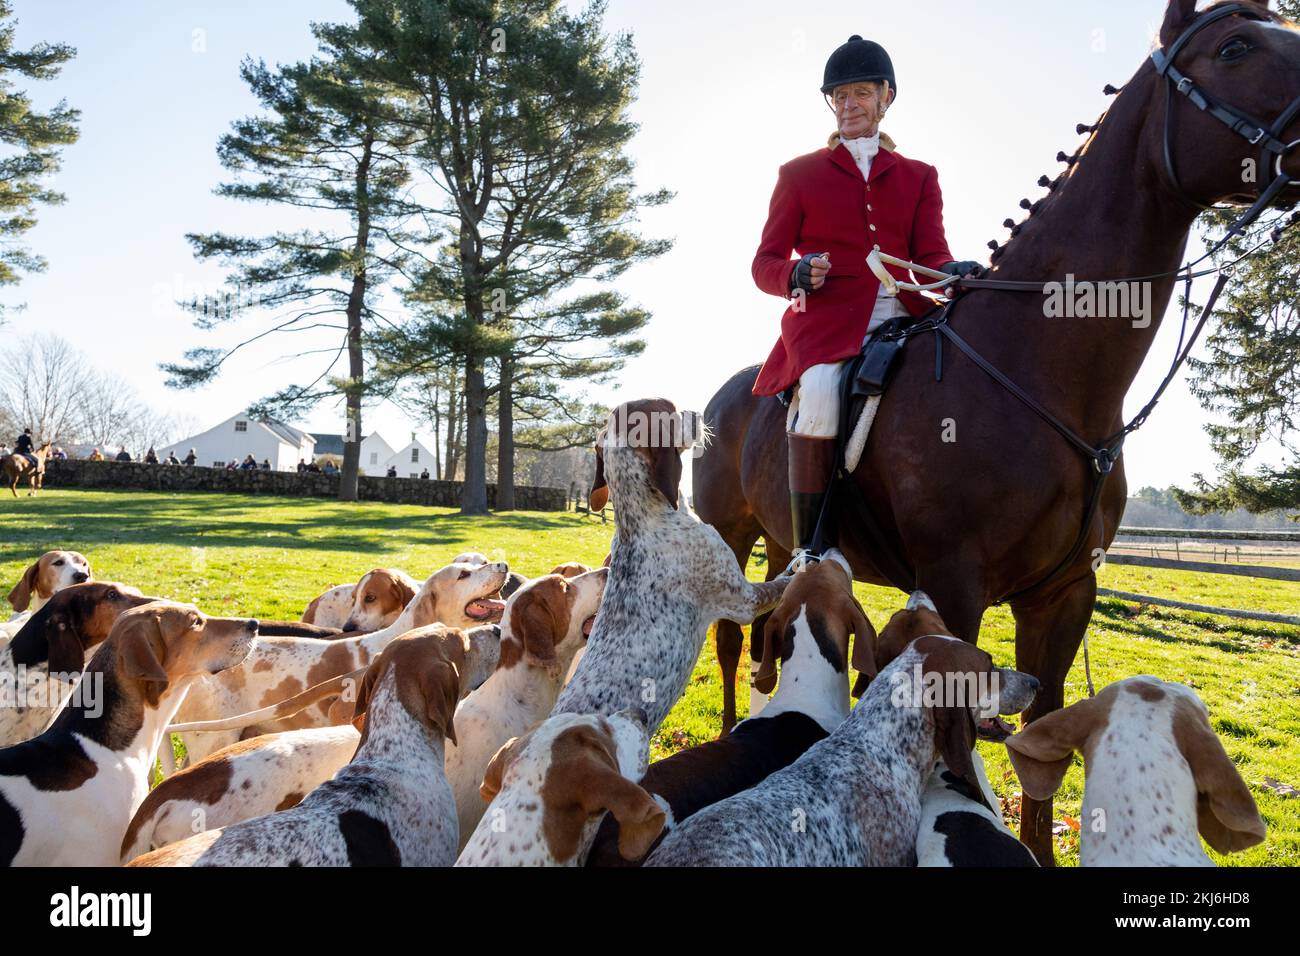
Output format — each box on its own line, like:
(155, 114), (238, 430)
(787, 432), (837, 568)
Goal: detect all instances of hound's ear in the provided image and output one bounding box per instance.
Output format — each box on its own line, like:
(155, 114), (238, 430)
(602, 773), (667, 862)
(589, 445), (608, 511)
(933, 703), (981, 799)
(46, 612), (87, 675)
(480, 735), (525, 802)
(421, 658), (461, 745)
(753, 611), (787, 696)
(549, 726), (665, 862)
(392, 574), (416, 610)
(1172, 698), (1267, 854)
(8, 562), (39, 612)
(1159, 0), (1200, 46)
(848, 599), (878, 697)
(650, 446), (682, 510)
(350, 663), (381, 733)
(1004, 696), (1108, 801)
(117, 613), (170, 708)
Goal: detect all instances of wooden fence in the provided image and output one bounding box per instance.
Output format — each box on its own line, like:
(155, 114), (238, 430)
(1100, 526), (1300, 626)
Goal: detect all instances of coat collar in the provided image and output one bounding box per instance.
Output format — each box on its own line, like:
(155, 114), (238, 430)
(826, 131), (897, 184)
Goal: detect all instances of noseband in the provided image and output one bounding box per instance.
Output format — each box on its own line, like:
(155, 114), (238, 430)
(1152, 3), (1300, 237)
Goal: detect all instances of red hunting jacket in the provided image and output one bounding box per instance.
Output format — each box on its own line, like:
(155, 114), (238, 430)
(751, 137), (955, 396)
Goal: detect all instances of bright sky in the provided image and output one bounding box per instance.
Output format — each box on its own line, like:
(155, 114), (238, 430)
(3, 0), (1289, 493)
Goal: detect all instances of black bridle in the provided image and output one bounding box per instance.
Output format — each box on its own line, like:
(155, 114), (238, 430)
(1153, 2), (1300, 239)
(823, 4), (1300, 604)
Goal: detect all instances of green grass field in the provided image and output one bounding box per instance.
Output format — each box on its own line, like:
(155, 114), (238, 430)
(4, 488), (1297, 866)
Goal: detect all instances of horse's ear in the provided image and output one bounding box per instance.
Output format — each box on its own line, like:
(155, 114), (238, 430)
(1159, 0), (1199, 46)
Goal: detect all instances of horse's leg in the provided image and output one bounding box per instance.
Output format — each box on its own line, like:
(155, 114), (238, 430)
(714, 526), (762, 736)
(912, 562), (989, 644)
(1010, 574), (1096, 866)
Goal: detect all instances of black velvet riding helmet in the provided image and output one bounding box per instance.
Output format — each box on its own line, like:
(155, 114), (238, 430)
(821, 35), (896, 98)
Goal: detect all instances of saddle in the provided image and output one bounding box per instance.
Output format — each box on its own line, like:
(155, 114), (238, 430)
(806, 304), (956, 591)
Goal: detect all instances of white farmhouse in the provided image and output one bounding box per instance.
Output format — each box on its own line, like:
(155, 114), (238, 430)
(379, 433), (440, 478)
(167, 413), (316, 472)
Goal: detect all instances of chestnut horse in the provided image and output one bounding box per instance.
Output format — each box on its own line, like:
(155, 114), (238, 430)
(3, 442), (51, 497)
(693, 0), (1300, 864)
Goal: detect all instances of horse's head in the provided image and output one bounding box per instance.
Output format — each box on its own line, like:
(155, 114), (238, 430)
(1139, 1), (1300, 210)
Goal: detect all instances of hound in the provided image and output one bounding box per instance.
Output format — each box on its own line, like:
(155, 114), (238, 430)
(128, 631), (463, 867)
(0, 582), (155, 745)
(917, 750), (1038, 867)
(0, 602), (257, 866)
(554, 399), (790, 734)
(301, 568), (418, 632)
(168, 560), (508, 769)
(301, 584), (354, 630)
(1005, 676), (1266, 866)
(7, 550), (92, 615)
(445, 569), (607, 849)
(123, 622), (497, 860)
(586, 551), (871, 866)
(644, 630), (1039, 866)
(456, 709), (664, 867)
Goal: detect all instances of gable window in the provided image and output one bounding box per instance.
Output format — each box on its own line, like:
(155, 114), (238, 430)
(369, 452), (378, 465)
(234, 421), (247, 432)
(411, 448), (419, 462)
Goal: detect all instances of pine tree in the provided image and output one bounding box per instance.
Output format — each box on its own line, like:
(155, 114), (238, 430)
(346, 0), (670, 514)
(1174, 0), (1300, 520)
(0, 0), (78, 315)
(162, 38), (422, 500)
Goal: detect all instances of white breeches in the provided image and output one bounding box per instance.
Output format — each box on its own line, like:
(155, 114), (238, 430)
(787, 294), (908, 437)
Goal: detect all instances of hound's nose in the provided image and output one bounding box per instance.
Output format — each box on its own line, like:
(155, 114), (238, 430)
(245, 619), (259, 633)
(341, 621), (358, 632)
(73, 572), (89, 583)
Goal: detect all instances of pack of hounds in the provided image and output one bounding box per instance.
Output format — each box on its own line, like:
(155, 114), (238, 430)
(0, 400), (1267, 867)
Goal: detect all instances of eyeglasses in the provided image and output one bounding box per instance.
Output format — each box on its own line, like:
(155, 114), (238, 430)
(826, 85), (883, 112)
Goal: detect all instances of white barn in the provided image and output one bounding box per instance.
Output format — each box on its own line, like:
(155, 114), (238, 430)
(167, 413), (316, 472)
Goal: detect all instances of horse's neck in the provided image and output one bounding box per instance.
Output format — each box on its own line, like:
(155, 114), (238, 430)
(977, 69), (1203, 436)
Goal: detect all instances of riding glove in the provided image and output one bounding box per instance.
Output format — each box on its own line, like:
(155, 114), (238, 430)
(789, 251), (831, 294)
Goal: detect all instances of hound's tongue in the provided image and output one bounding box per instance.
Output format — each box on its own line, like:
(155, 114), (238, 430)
(465, 597), (506, 621)
(977, 716), (1017, 741)
(581, 615), (596, 637)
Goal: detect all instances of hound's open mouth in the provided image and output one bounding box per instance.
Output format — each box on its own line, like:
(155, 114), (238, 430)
(465, 597), (506, 622)
(977, 716), (1017, 742)
(581, 614), (596, 637)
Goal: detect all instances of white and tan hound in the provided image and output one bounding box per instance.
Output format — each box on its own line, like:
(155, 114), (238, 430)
(445, 568), (607, 849)
(457, 709), (664, 867)
(1006, 676), (1266, 866)
(128, 630), (463, 867)
(0, 602), (257, 866)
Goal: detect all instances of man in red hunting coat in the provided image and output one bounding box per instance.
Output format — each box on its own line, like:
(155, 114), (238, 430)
(752, 35), (982, 570)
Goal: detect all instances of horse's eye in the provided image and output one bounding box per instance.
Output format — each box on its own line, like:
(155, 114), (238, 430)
(1219, 38), (1250, 61)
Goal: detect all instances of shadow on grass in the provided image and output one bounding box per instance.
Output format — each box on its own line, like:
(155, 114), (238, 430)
(1093, 600), (1300, 652)
(0, 488), (585, 557)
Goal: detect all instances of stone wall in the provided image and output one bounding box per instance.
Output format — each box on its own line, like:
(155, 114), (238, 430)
(41, 459), (568, 511)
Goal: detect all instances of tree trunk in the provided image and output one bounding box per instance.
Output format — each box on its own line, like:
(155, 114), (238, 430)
(338, 131), (374, 503)
(496, 354), (516, 510)
(445, 366), (460, 481)
(460, 353), (489, 514)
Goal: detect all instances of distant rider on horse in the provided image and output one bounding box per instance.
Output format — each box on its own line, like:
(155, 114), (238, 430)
(13, 427), (37, 468)
(751, 35), (983, 571)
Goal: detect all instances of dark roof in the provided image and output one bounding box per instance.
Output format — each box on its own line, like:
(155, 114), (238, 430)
(312, 433), (345, 456)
